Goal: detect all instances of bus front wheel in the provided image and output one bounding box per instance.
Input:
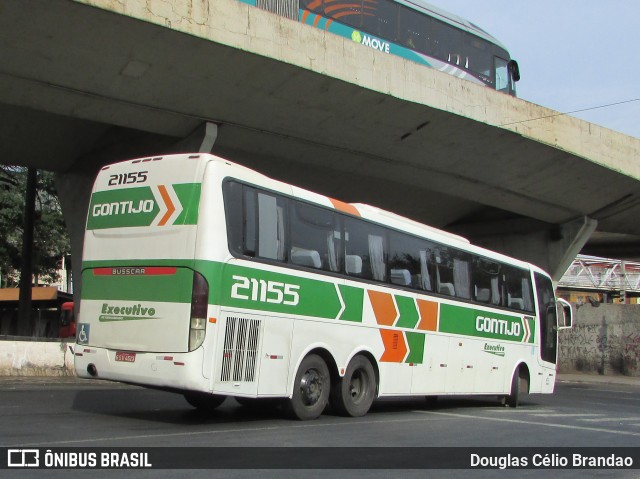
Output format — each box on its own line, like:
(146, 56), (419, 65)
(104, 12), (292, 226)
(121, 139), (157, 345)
(330, 355), (376, 417)
(504, 366), (527, 408)
(286, 354), (330, 420)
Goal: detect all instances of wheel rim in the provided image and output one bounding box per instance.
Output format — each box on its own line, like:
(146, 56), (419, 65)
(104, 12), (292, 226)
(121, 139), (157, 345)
(349, 369), (368, 403)
(300, 368), (324, 406)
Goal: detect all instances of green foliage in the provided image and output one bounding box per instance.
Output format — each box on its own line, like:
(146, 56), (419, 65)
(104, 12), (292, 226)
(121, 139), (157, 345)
(0, 166), (70, 287)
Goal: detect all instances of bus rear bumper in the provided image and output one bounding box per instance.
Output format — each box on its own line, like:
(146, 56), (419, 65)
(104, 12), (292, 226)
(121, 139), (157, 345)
(73, 345), (208, 392)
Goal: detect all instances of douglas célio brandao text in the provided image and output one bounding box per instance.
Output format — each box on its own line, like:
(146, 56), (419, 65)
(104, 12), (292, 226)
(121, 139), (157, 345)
(470, 452), (634, 469)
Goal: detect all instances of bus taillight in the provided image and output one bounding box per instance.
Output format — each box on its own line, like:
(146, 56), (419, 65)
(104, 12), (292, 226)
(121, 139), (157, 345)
(189, 272), (209, 351)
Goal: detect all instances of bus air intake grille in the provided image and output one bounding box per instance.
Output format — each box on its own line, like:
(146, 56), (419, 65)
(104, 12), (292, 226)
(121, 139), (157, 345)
(220, 317), (261, 383)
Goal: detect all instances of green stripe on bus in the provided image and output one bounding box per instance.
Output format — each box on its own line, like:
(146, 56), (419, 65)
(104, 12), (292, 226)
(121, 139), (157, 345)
(81, 267), (194, 303)
(173, 183), (201, 225)
(220, 264), (344, 320)
(394, 295), (420, 329)
(338, 285), (364, 323)
(439, 304), (531, 343)
(86, 183), (200, 230)
(87, 187), (158, 230)
(405, 332), (425, 364)
(82, 259), (535, 345)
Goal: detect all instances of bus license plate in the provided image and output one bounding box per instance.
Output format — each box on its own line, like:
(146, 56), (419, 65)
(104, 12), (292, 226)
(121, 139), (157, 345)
(115, 351), (136, 363)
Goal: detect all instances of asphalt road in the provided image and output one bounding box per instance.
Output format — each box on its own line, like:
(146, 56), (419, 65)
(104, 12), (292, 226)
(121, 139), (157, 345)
(1, 376), (639, 478)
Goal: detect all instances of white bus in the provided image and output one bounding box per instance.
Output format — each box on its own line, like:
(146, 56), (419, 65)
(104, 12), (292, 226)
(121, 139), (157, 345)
(75, 153), (572, 420)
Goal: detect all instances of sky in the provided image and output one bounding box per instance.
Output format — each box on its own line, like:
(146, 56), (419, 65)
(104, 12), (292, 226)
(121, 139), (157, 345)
(425, 0), (640, 139)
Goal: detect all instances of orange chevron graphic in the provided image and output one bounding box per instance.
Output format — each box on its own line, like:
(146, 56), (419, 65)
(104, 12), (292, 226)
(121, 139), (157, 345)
(368, 290), (397, 326)
(379, 329), (407, 362)
(416, 299), (438, 331)
(329, 197), (360, 216)
(157, 185), (175, 226)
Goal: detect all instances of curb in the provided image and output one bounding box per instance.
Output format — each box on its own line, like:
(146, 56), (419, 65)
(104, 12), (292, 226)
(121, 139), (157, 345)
(557, 374), (640, 387)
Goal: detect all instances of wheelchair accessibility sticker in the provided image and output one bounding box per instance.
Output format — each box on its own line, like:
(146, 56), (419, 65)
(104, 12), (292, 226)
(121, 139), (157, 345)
(77, 323), (90, 345)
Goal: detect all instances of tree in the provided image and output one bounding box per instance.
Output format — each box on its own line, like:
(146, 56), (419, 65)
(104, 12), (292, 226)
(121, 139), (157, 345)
(0, 166), (70, 287)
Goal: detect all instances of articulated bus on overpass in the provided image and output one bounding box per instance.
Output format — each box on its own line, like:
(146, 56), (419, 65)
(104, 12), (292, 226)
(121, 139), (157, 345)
(241, 0), (520, 95)
(75, 153), (572, 420)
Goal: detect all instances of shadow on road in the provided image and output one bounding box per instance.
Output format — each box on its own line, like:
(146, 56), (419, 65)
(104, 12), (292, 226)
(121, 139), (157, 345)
(71, 385), (540, 426)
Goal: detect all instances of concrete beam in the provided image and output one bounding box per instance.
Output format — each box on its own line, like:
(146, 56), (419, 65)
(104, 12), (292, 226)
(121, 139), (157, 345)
(460, 216), (598, 281)
(549, 217), (599, 281)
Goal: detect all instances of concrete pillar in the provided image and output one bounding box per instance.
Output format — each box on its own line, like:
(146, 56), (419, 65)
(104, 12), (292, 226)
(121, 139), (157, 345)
(467, 216), (597, 281)
(55, 164), (99, 314)
(547, 217), (598, 281)
(17, 168), (38, 336)
(54, 124), (217, 310)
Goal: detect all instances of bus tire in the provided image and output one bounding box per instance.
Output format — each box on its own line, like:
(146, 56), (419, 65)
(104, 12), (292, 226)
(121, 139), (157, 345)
(184, 392), (226, 411)
(505, 367), (522, 408)
(286, 354), (330, 421)
(330, 355), (376, 417)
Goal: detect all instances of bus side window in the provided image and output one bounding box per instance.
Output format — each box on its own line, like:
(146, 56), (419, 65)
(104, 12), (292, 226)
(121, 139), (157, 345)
(361, 0), (398, 41)
(398, 5), (428, 53)
(244, 187), (257, 256)
(290, 201), (341, 272)
(388, 231), (434, 290)
(345, 218), (386, 282)
(223, 182), (286, 261)
(434, 248), (471, 299)
(324, 0), (362, 28)
(472, 258), (500, 305)
(495, 56), (510, 92)
(464, 36), (492, 85)
(257, 192), (286, 261)
(429, 18), (462, 64)
(453, 255), (471, 300)
(223, 181), (246, 256)
(503, 266), (534, 312)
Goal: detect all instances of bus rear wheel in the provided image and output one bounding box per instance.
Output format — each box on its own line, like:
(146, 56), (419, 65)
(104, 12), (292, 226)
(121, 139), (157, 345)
(184, 391), (226, 412)
(286, 354), (330, 420)
(330, 355), (376, 417)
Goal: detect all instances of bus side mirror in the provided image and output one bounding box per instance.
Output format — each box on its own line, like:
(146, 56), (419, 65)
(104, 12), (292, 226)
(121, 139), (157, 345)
(557, 298), (573, 330)
(508, 60), (520, 82)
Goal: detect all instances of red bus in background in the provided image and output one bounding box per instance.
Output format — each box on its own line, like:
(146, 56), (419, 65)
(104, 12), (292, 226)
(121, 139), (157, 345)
(59, 301), (76, 338)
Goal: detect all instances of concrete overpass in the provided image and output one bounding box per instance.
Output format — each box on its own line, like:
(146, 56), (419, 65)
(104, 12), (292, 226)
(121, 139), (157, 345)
(1, 0), (640, 289)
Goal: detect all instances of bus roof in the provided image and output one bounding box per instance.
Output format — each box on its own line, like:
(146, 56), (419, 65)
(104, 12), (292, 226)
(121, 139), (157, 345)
(397, 0), (509, 52)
